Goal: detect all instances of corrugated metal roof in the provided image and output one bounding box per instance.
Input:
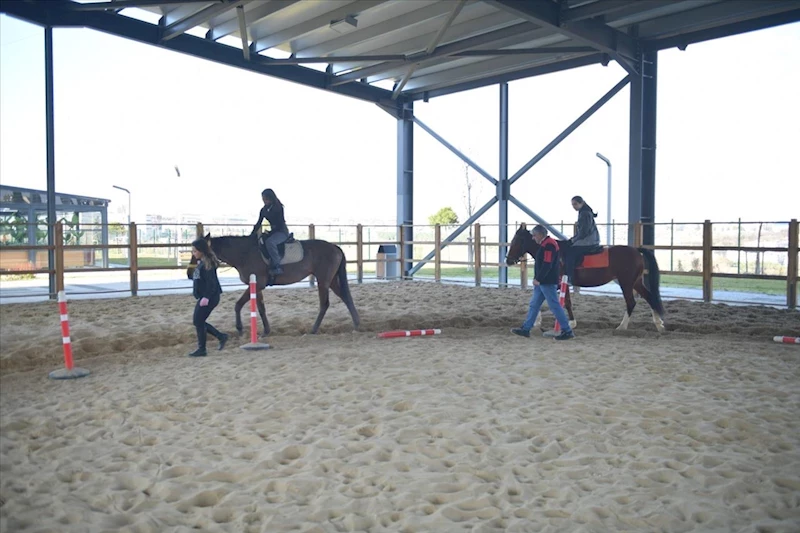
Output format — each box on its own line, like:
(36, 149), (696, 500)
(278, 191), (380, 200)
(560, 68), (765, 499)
(3, 0), (799, 103)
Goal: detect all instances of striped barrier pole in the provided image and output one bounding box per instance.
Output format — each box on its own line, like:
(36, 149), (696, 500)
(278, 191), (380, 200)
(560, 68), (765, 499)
(553, 275), (569, 333)
(773, 336), (800, 344)
(48, 291), (90, 380)
(378, 329), (442, 339)
(241, 274), (270, 351)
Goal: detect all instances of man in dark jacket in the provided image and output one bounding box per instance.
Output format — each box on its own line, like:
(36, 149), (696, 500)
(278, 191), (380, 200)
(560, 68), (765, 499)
(511, 225), (574, 340)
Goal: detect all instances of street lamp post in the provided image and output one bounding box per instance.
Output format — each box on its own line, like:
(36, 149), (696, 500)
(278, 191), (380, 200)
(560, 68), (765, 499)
(112, 185), (131, 225)
(595, 153), (611, 245)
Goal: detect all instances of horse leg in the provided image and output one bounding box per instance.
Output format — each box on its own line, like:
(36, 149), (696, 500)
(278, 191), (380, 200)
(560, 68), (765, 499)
(533, 311), (542, 329)
(329, 280), (360, 331)
(564, 286), (577, 329)
(616, 282), (637, 331)
(634, 277), (665, 333)
(256, 288), (271, 337)
(310, 280), (331, 334)
(234, 288), (249, 336)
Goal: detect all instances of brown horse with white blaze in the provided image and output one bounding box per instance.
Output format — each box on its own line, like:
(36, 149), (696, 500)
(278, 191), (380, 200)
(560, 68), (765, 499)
(187, 233), (360, 335)
(506, 223), (665, 332)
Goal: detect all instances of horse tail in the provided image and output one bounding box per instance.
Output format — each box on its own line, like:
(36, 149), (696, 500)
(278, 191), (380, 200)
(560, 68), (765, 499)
(336, 247), (361, 329)
(638, 247), (664, 318)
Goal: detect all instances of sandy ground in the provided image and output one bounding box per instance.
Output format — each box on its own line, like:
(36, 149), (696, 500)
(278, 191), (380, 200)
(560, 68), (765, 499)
(1, 282), (799, 532)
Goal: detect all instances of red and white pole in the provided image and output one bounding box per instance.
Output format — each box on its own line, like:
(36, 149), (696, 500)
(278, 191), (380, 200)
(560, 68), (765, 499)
(553, 275), (568, 333)
(241, 274), (271, 351)
(249, 274), (258, 345)
(49, 291), (90, 380)
(773, 336), (800, 344)
(59, 291), (74, 370)
(377, 329), (442, 339)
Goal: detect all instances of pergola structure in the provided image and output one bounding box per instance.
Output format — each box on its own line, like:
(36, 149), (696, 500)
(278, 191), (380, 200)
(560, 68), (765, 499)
(0, 184), (111, 267)
(2, 0), (798, 289)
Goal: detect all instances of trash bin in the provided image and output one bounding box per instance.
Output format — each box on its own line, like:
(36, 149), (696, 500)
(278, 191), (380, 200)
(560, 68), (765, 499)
(376, 244), (399, 280)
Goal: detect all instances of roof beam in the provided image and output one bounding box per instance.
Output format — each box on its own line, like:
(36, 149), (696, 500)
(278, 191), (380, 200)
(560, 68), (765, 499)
(206, 0), (300, 41)
(560, 0), (640, 23)
(643, 7), (800, 51)
(635, 0), (797, 39)
(392, 0), (466, 99)
(161, 0), (251, 42)
(250, 0), (390, 54)
(407, 53), (604, 100)
(485, 0), (639, 73)
(0, 0), (395, 104)
(294, 1), (459, 57)
(69, 0), (205, 10)
(236, 4), (249, 60)
(330, 21), (538, 86)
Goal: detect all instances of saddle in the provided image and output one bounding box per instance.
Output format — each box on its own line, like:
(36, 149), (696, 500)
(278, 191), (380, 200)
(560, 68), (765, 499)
(576, 245), (609, 269)
(258, 232), (304, 266)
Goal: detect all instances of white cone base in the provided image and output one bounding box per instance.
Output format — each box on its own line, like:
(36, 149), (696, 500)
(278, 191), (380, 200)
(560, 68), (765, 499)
(49, 367), (91, 380)
(241, 343), (271, 351)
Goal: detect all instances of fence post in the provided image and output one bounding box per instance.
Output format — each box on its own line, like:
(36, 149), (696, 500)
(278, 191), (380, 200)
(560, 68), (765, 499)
(129, 222), (138, 297)
(308, 224), (316, 287)
(474, 223), (482, 287)
(737, 217), (742, 275)
(434, 224), (442, 282)
(634, 222), (643, 248)
(612, 219), (615, 245)
(787, 219), (798, 310)
(356, 224), (363, 284)
(702, 219), (712, 303)
(520, 256), (528, 290)
(54, 221), (65, 294)
(195, 222), (204, 239)
(670, 218), (674, 271)
(398, 225), (405, 281)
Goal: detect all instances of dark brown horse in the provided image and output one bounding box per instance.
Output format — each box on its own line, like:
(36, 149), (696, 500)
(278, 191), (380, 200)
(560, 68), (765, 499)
(188, 233), (360, 335)
(506, 223), (665, 332)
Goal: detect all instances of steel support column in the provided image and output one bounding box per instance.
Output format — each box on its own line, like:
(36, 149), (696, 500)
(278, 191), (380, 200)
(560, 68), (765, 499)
(397, 102), (413, 277)
(628, 60), (643, 246)
(45, 26), (57, 297)
(641, 51), (658, 246)
(498, 82), (509, 286)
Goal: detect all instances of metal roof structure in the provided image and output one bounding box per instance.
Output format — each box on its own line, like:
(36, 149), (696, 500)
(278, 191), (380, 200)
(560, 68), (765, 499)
(2, 0), (798, 291)
(2, 0), (799, 106)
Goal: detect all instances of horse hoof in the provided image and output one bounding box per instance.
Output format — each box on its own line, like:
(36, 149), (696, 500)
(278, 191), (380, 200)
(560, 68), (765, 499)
(569, 320), (577, 329)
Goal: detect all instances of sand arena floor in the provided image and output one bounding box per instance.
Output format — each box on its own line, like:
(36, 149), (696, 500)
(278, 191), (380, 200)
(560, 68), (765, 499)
(1, 282), (799, 532)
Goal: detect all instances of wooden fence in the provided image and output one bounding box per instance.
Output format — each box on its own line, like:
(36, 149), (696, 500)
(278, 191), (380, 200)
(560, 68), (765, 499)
(0, 219), (797, 309)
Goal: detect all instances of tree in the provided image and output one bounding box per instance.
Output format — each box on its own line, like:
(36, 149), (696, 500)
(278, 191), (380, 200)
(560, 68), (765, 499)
(429, 207), (459, 226)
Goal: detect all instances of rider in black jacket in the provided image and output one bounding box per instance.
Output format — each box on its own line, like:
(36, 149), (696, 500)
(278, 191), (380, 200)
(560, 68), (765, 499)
(252, 189), (289, 275)
(189, 238), (227, 357)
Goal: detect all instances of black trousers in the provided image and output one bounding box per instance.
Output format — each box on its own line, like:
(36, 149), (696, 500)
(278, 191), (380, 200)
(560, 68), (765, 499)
(193, 295), (222, 349)
(563, 245), (596, 280)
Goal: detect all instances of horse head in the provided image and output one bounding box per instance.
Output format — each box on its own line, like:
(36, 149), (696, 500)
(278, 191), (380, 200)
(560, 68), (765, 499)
(506, 223), (537, 265)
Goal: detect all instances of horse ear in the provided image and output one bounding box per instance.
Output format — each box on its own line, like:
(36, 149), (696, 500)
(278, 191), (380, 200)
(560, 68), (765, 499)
(204, 233), (211, 240)
(520, 223), (526, 231)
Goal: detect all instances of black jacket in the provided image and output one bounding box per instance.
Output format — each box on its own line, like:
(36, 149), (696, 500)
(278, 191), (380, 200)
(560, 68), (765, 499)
(192, 259), (222, 300)
(534, 236), (560, 285)
(253, 204), (288, 234)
